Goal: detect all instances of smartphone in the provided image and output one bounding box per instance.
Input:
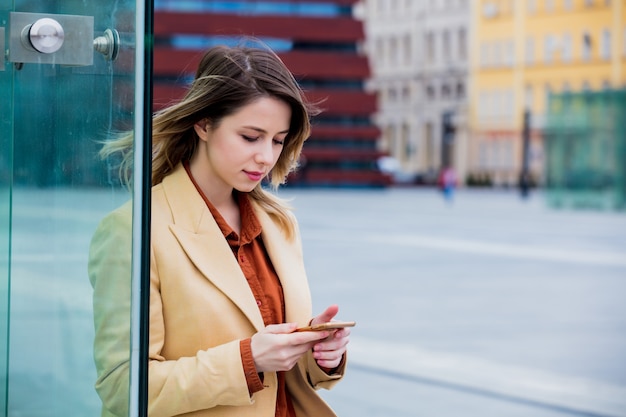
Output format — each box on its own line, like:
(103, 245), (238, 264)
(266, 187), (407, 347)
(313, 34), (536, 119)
(295, 321), (356, 332)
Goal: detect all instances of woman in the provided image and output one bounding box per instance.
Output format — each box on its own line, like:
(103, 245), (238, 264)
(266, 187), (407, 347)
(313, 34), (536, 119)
(88, 45), (350, 417)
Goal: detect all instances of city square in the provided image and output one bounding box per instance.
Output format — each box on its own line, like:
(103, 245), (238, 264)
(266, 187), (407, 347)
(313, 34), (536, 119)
(7, 187), (626, 416)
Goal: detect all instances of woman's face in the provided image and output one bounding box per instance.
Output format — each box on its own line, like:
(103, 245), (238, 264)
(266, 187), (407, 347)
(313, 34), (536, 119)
(192, 96), (291, 196)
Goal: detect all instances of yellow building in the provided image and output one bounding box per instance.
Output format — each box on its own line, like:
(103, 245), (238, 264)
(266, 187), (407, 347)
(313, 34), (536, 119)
(469, 0), (625, 187)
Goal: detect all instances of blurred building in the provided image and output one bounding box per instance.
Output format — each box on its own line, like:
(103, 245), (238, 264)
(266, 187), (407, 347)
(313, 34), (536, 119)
(355, 0), (471, 185)
(153, 0), (390, 187)
(470, 0), (626, 187)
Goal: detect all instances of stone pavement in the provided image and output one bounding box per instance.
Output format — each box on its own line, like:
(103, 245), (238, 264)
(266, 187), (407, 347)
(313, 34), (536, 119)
(278, 187), (626, 417)
(5, 187), (626, 416)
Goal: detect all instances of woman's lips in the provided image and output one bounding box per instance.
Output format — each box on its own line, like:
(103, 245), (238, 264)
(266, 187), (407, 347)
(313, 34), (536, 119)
(244, 171), (264, 181)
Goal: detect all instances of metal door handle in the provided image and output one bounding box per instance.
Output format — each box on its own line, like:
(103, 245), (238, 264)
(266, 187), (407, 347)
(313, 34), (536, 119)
(5, 12), (120, 67)
(22, 17), (65, 54)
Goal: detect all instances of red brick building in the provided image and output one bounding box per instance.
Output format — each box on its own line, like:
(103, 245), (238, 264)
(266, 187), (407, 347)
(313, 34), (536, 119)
(153, 0), (390, 186)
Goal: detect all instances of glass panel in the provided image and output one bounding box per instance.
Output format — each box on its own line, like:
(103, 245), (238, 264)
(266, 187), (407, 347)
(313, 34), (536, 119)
(0, 6), (13, 414)
(2, 0), (142, 416)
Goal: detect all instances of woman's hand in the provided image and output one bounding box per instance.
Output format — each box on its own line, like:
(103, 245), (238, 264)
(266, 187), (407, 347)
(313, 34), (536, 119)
(251, 323), (330, 372)
(309, 305), (351, 369)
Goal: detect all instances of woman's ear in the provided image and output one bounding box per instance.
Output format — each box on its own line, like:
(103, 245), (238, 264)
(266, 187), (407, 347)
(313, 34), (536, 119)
(194, 119), (211, 142)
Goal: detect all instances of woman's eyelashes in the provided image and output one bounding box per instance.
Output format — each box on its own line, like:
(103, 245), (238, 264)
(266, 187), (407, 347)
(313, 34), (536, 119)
(242, 135), (259, 142)
(241, 135), (284, 146)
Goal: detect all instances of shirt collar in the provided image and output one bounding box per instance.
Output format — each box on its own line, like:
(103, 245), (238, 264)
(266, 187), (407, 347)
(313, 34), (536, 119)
(183, 161), (262, 244)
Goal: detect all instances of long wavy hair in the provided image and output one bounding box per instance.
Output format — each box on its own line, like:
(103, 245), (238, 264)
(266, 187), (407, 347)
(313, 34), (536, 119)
(101, 44), (318, 239)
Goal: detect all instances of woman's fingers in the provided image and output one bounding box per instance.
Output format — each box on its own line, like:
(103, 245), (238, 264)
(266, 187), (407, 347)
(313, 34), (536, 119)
(251, 326), (330, 372)
(312, 328), (350, 368)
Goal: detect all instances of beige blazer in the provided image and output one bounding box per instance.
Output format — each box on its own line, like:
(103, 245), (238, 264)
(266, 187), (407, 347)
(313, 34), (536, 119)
(89, 163), (344, 417)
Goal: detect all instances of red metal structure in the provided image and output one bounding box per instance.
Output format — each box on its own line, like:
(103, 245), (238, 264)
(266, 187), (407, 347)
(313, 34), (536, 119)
(153, 0), (390, 187)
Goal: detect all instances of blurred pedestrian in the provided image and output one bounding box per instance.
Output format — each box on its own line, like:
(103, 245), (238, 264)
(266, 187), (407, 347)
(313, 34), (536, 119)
(438, 166), (458, 202)
(88, 44), (350, 417)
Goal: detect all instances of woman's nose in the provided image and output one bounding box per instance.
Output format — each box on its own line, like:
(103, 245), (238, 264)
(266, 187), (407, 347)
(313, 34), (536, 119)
(254, 139), (274, 164)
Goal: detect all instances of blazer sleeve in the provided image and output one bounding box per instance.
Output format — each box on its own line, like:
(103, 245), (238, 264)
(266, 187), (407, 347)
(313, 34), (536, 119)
(304, 350), (346, 389)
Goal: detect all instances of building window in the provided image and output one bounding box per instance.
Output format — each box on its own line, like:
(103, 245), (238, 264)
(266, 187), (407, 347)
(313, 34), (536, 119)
(387, 125), (397, 154)
(562, 33), (573, 62)
(425, 32), (435, 62)
(564, 0), (573, 9)
(379, 86), (387, 102)
(544, 35), (554, 63)
(458, 28), (467, 60)
(479, 142), (489, 168)
(544, 83), (552, 108)
(527, 0), (536, 14)
(483, 2), (499, 18)
(375, 37), (384, 69)
(389, 86), (398, 102)
(491, 90), (500, 118)
(478, 91), (486, 119)
(584, 0), (594, 6)
(481, 42), (489, 67)
(525, 85), (534, 110)
(494, 90), (504, 118)
(525, 37), (535, 64)
(601, 29), (611, 60)
(442, 30), (451, 61)
(582, 31), (592, 61)
(545, 0), (554, 12)
(505, 90), (514, 120)
(441, 84), (451, 100)
(424, 123), (434, 171)
(426, 85), (436, 100)
(493, 41), (502, 66)
(402, 86), (410, 102)
(390, 37), (399, 66)
(456, 82), (465, 99)
(402, 123), (412, 160)
(504, 39), (514, 66)
(403, 34), (412, 66)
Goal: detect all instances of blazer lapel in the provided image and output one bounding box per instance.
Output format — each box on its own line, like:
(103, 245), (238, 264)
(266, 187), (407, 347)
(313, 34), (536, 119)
(253, 205), (312, 326)
(161, 164), (265, 332)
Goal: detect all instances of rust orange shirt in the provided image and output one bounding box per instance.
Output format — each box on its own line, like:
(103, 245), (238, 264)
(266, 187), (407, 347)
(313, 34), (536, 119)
(184, 163), (295, 417)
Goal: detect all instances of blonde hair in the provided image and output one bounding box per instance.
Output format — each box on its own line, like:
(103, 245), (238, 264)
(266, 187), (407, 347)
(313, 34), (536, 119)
(101, 44), (318, 239)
